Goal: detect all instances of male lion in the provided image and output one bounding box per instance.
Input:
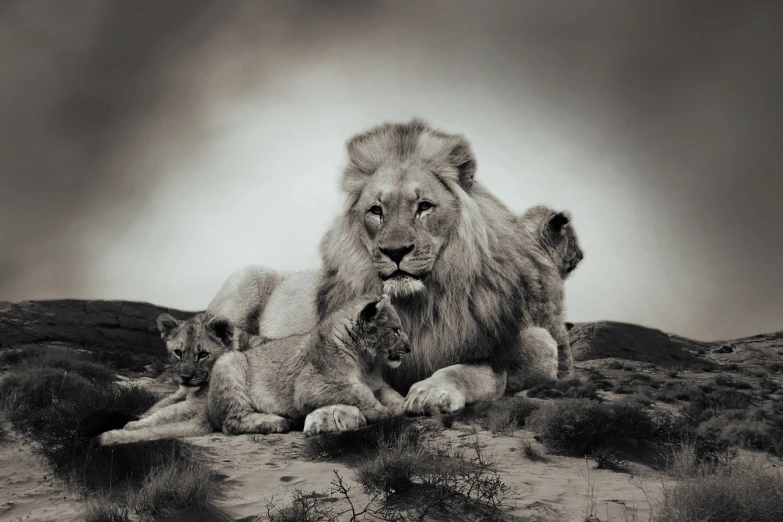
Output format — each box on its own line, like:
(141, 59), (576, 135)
(508, 205), (584, 387)
(98, 312), (234, 445)
(209, 119), (549, 430)
(207, 294), (411, 437)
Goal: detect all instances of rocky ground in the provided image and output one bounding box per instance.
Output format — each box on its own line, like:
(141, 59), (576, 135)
(1, 299), (781, 521)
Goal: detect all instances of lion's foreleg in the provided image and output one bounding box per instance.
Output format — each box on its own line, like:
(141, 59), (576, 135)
(124, 400), (200, 430)
(98, 416), (212, 446)
(375, 382), (405, 416)
(551, 324), (574, 379)
(403, 363), (506, 416)
(137, 386), (189, 419)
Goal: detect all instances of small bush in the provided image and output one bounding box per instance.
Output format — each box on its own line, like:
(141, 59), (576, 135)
(527, 378), (600, 400)
(266, 489), (337, 522)
(697, 408), (783, 456)
(356, 426), (423, 496)
(526, 399), (654, 455)
(712, 375), (752, 390)
(455, 396), (539, 435)
(682, 388), (753, 423)
(655, 457), (783, 522)
(132, 458), (218, 517)
(83, 494), (130, 522)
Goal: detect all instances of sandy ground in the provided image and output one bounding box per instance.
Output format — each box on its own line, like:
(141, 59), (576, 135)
(186, 424), (663, 522)
(0, 432), (82, 522)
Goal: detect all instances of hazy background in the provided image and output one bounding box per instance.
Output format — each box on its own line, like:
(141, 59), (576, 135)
(1, 0), (781, 341)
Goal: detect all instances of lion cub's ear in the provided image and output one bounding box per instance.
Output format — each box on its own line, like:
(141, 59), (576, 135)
(359, 296), (385, 323)
(156, 313), (180, 339)
(546, 210), (572, 236)
(206, 316), (234, 347)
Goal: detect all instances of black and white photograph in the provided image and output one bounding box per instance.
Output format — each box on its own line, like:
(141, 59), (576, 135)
(1, 2), (782, 521)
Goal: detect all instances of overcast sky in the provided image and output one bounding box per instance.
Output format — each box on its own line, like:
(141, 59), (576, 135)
(1, 1), (781, 341)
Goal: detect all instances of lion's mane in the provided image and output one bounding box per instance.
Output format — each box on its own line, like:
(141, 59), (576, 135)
(315, 120), (533, 393)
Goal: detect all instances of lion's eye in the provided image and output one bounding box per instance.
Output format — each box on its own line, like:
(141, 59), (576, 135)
(369, 205), (383, 216)
(197, 351), (209, 361)
(173, 349), (182, 359)
(417, 201), (434, 213)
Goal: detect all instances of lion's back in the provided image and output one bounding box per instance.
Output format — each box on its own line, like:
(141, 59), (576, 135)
(207, 265), (321, 338)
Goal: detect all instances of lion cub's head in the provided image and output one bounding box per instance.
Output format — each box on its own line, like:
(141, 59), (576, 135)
(156, 312), (235, 387)
(521, 205), (584, 279)
(332, 295), (411, 369)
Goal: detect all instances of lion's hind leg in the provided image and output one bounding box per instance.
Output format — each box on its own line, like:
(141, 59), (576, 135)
(208, 352), (290, 435)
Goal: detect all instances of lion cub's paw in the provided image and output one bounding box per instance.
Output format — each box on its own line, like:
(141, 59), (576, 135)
(403, 378), (466, 416)
(247, 414), (291, 435)
(97, 430), (125, 446)
(123, 420), (143, 430)
(303, 405), (367, 438)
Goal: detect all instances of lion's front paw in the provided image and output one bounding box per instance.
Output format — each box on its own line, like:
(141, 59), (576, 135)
(403, 378), (466, 416)
(97, 430), (124, 446)
(303, 405), (367, 438)
(387, 398), (405, 417)
(123, 420), (143, 430)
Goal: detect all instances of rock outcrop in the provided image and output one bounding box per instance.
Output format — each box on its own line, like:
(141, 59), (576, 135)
(0, 300), (197, 356)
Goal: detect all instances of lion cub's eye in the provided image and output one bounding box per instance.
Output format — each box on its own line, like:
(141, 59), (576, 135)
(417, 201), (434, 213)
(173, 349), (182, 359)
(197, 351), (209, 361)
(369, 205), (383, 216)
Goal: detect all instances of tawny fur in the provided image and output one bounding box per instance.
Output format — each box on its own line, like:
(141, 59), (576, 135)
(98, 312), (236, 445)
(207, 295), (412, 437)
(510, 205), (584, 386)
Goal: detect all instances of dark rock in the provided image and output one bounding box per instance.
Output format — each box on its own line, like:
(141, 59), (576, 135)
(713, 344), (735, 354)
(0, 300), (197, 357)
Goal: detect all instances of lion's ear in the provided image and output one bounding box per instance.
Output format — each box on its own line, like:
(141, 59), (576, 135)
(546, 210), (572, 236)
(206, 316), (234, 347)
(446, 137), (477, 190)
(156, 313), (180, 339)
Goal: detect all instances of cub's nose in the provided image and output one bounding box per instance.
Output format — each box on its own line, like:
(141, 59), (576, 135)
(380, 245), (414, 265)
(403, 342), (412, 354)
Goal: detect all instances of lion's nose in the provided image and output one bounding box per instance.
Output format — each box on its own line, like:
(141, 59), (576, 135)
(380, 245), (414, 265)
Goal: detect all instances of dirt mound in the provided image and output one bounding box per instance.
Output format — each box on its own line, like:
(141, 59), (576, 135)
(0, 300), (196, 356)
(569, 321), (721, 369)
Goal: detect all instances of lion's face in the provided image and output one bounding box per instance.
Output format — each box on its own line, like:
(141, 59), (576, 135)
(355, 164), (461, 298)
(156, 312), (234, 387)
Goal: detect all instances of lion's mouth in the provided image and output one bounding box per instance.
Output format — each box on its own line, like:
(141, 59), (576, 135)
(382, 270), (421, 281)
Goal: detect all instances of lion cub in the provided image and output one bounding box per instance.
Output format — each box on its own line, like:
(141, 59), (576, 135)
(510, 205), (584, 390)
(98, 312), (236, 445)
(208, 294), (411, 437)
